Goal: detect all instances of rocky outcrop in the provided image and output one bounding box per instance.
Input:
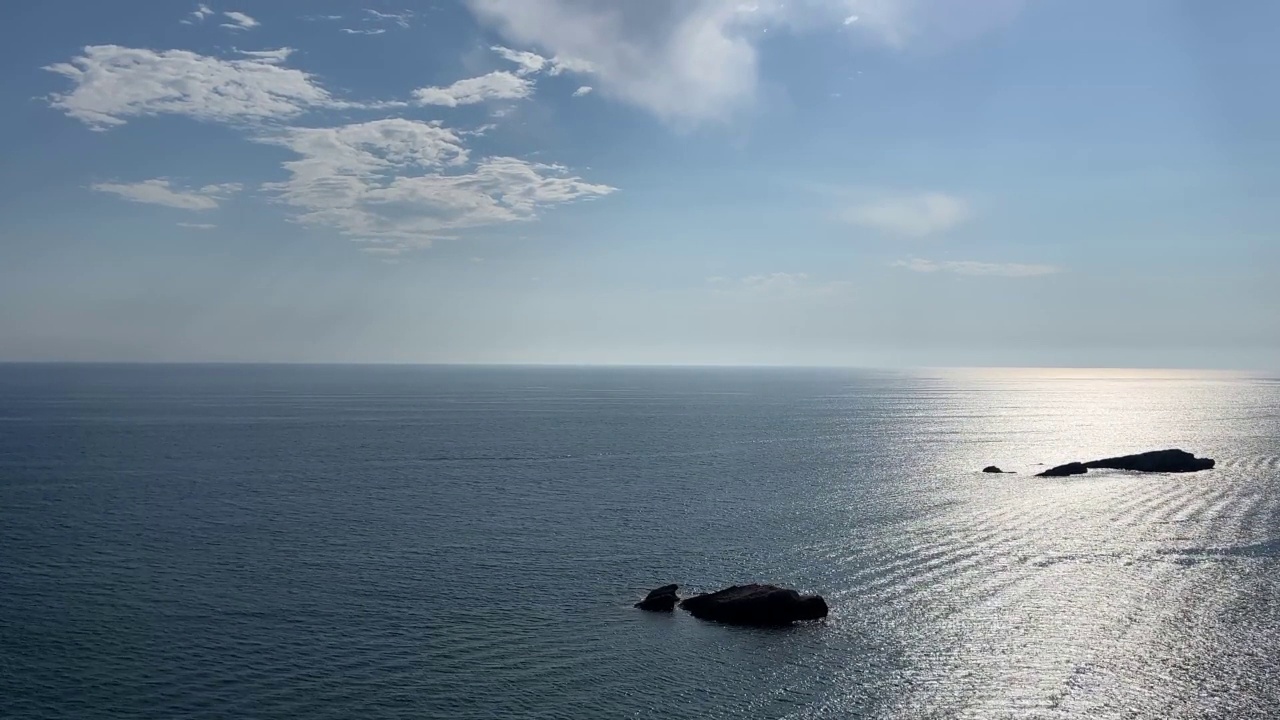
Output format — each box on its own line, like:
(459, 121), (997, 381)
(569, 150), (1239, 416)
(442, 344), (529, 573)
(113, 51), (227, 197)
(1037, 462), (1088, 477)
(1084, 449), (1214, 473)
(635, 584), (680, 612)
(982, 466), (1008, 473)
(1037, 449), (1215, 477)
(679, 584), (828, 625)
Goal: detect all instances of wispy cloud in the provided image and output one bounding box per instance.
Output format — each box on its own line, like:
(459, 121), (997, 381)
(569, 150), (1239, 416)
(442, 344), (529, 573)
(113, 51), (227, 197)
(92, 179), (241, 210)
(414, 71), (533, 107)
(45, 45), (364, 129)
(842, 192), (970, 238)
(177, 222), (218, 230)
(892, 258), (1061, 277)
(341, 28), (386, 35)
(235, 47), (295, 64)
(572, 86), (593, 97)
(364, 9), (412, 28)
(491, 45), (548, 76)
(709, 272), (851, 296)
(181, 3), (215, 24)
(259, 118), (615, 250)
(220, 11), (260, 30)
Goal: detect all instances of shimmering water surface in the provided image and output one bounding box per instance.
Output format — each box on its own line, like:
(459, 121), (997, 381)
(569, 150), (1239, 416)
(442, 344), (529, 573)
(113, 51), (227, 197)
(2, 365), (1278, 719)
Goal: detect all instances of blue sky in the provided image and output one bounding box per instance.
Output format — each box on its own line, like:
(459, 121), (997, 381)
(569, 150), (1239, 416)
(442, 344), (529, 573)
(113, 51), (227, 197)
(2, 0), (1277, 367)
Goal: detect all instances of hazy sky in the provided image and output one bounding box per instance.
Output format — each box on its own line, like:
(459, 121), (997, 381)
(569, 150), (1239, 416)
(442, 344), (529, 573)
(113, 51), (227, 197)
(2, 0), (1277, 368)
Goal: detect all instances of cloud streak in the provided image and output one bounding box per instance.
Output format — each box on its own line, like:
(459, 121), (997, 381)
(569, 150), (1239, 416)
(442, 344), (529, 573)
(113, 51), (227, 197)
(892, 258), (1061, 277)
(364, 9), (412, 28)
(92, 179), (241, 210)
(181, 4), (215, 24)
(414, 71), (533, 107)
(221, 11), (260, 30)
(709, 272), (851, 296)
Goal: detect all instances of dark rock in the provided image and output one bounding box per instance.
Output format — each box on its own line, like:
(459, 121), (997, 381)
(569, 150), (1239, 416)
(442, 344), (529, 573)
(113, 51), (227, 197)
(1083, 449), (1214, 473)
(635, 584), (680, 612)
(680, 584), (828, 625)
(982, 466), (1007, 473)
(1037, 462), (1088, 477)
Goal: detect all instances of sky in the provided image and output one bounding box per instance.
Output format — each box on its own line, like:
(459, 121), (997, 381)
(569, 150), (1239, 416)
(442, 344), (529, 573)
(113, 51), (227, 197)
(1, 0), (1277, 368)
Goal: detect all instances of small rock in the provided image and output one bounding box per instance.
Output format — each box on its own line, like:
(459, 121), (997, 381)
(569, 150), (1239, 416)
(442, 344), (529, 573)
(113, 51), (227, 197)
(982, 466), (1006, 474)
(635, 584), (680, 612)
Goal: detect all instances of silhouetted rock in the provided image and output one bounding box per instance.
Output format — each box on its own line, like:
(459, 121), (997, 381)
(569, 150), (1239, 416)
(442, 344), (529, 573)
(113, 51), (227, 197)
(635, 584), (680, 612)
(1084, 449), (1214, 473)
(1037, 462), (1088, 477)
(680, 584), (828, 625)
(982, 466), (1007, 473)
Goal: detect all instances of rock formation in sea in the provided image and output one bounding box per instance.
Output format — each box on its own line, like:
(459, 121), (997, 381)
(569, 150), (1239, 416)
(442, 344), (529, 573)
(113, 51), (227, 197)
(1084, 449), (1215, 473)
(1037, 449), (1214, 477)
(679, 584), (828, 625)
(1037, 461), (1089, 477)
(634, 584), (680, 611)
(982, 466), (1008, 473)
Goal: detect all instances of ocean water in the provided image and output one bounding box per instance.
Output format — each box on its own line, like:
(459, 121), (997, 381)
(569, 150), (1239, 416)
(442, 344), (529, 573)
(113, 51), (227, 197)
(1, 364), (1279, 719)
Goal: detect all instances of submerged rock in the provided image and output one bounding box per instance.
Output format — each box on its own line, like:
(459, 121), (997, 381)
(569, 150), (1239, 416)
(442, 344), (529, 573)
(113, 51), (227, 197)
(1037, 462), (1088, 477)
(635, 584), (680, 612)
(1084, 449), (1214, 473)
(680, 584), (828, 625)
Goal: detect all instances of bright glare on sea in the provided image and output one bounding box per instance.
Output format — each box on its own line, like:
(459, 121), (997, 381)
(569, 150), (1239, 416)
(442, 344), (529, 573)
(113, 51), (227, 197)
(1, 364), (1278, 719)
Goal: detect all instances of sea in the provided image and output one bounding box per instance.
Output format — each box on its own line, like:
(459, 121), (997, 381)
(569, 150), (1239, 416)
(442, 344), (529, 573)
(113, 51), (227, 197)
(1, 364), (1278, 719)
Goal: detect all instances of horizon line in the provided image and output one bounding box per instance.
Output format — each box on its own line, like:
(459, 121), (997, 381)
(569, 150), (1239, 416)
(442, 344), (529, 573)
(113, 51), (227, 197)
(0, 360), (1272, 374)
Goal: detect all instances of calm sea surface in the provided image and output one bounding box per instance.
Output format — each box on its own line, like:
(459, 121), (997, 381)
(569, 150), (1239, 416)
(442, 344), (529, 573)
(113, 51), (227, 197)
(2, 364), (1278, 719)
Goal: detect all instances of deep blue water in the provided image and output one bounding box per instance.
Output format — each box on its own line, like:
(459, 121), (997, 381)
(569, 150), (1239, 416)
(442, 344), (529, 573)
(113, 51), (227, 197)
(2, 364), (1279, 718)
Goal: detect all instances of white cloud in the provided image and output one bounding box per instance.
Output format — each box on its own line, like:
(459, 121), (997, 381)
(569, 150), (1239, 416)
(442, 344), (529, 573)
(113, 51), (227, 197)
(467, 0), (761, 124)
(843, 14), (859, 25)
(364, 9), (412, 28)
(341, 28), (387, 35)
(221, 11), (260, 30)
(260, 118), (615, 249)
(491, 45), (549, 76)
(892, 258), (1060, 277)
(547, 55), (596, 76)
(305, 14), (345, 21)
(45, 45), (346, 129)
(572, 85), (593, 97)
(177, 222), (218, 229)
(235, 47), (295, 64)
(414, 71), (533, 107)
(182, 4), (214, 24)
(842, 192), (970, 238)
(466, 0), (1024, 124)
(92, 179), (241, 210)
